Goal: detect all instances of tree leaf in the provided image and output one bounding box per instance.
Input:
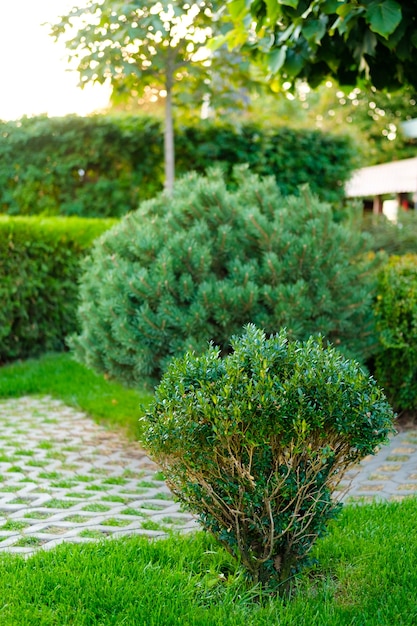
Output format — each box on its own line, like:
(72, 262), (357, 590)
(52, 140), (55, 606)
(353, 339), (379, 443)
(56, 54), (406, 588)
(265, 0), (280, 22)
(228, 0), (246, 20)
(321, 0), (342, 13)
(268, 46), (287, 73)
(302, 17), (328, 45)
(277, 0), (298, 8)
(367, 0), (402, 39)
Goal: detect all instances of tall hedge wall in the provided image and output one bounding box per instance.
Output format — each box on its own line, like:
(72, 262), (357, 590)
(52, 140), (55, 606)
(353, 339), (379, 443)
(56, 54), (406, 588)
(0, 216), (116, 363)
(0, 115), (356, 217)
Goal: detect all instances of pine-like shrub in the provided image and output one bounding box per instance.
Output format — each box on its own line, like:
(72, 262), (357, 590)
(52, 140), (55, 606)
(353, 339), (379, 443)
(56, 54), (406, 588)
(71, 169), (378, 387)
(144, 325), (395, 589)
(374, 254), (417, 411)
(0, 216), (116, 363)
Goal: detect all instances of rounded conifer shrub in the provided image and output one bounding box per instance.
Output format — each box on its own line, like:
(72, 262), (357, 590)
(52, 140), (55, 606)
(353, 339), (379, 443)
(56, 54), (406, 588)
(71, 168), (377, 386)
(144, 325), (395, 589)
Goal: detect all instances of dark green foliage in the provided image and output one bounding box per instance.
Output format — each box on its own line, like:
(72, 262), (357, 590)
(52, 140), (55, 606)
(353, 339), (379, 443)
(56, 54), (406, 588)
(176, 122), (356, 205)
(0, 116), (356, 217)
(0, 115), (163, 217)
(0, 216), (115, 363)
(72, 169), (378, 387)
(374, 254), (417, 412)
(144, 325), (395, 589)
(362, 212), (417, 256)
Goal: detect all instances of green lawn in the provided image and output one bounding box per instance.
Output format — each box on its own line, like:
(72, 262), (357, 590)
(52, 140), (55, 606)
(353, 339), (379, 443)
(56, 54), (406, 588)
(0, 499), (416, 625)
(0, 352), (154, 440)
(0, 352), (416, 624)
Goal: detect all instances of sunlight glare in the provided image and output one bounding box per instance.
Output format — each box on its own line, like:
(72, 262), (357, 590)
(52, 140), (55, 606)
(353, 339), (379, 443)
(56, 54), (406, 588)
(0, 0), (111, 121)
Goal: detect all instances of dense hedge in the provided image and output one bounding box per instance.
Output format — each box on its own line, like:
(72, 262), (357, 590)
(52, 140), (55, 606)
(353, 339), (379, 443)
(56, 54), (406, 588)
(362, 211), (417, 256)
(0, 115), (356, 217)
(373, 254), (417, 412)
(176, 122), (357, 205)
(0, 115), (163, 217)
(0, 216), (116, 363)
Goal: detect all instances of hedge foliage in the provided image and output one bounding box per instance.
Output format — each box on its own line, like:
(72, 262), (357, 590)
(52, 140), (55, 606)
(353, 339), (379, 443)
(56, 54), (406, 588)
(0, 115), (163, 217)
(0, 115), (356, 217)
(0, 216), (116, 363)
(373, 254), (417, 412)
(362, 211), (417, 256)
(144, 325), (395, 589)
(71, 169), (378, 387)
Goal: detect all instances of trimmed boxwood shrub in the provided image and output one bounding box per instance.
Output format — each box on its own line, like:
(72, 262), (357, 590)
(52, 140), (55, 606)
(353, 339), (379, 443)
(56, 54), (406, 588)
(0, 216), (116, 363)
(373, 254), (417, 412)
(144, 325), (395, 590)
(71, 169), (379, 387)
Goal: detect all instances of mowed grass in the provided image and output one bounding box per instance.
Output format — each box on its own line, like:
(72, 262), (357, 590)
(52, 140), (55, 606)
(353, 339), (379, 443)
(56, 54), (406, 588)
(0, 352), (154, 440)
(0, 499), (416, 625)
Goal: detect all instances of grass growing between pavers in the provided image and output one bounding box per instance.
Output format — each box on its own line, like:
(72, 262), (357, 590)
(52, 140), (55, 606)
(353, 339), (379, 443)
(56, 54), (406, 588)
(0, 352), (154, 440)
(0, 500), (416, 625)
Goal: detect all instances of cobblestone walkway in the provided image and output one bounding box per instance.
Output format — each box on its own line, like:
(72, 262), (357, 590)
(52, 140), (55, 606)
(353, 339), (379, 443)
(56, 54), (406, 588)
(0, 396), (416, 556)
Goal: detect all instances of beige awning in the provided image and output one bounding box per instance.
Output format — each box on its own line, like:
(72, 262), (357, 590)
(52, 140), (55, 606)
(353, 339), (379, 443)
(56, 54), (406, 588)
(345, 157), (417, 198)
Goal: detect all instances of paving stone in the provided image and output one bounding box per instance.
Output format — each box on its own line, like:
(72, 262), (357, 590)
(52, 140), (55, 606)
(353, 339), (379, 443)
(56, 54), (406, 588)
(0, 396), (416, 555)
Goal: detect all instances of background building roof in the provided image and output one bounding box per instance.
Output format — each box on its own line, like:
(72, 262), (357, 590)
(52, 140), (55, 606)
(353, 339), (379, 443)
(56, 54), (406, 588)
(345, 157), (417, 198)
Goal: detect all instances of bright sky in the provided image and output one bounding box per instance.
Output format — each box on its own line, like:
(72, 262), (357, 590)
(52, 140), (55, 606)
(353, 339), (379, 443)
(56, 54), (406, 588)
(0, 0), (111, 121)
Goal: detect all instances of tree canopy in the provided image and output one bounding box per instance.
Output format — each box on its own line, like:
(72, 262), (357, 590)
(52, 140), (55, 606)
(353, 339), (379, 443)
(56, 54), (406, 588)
(222, 0), (417, 91)
(50, 0), (250, 192)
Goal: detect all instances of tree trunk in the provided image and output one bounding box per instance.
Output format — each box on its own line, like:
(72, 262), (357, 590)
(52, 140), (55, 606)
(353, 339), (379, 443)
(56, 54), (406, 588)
(164, 52), (175, 194)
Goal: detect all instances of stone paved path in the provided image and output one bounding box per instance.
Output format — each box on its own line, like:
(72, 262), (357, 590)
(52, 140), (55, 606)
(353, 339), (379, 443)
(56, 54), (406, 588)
(0, 396), (198, 555)
(0, 396), (416, 556)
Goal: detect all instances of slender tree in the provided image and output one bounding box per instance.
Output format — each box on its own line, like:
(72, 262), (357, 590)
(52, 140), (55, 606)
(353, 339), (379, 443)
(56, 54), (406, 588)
(50, 0), (246, 193)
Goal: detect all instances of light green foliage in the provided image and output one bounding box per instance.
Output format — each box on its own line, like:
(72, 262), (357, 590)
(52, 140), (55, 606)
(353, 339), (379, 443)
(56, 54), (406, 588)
(0, 216), (115, 362)
(49, 0), (250, 191)
(374, 254), (417, 411)
(144, 325), (395, 588)
(50, 0), (222, 104)
(72, 169), (378, 386)
(222, 0), (416, 91)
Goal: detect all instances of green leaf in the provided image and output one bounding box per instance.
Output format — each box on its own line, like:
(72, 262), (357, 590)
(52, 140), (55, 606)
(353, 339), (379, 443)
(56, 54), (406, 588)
(283, 48), (306, 76)
(322, 0), (343, 13)
(268, 46), (287, 73)
(265, 0), (280, 22)
(228, 0), (246, 20)
(277, 0), (298, 8)
(367, 0), (402, 39)
(302, 17), (328, 45)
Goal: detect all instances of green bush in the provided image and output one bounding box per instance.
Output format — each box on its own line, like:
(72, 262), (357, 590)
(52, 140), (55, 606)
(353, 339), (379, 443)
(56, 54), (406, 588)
(362, 212), (417, 256)
(175, 123), (356, 205)
(0, 116), (356, 217)
(0, 115), (163, 217)
(373, 254), (417, 412)
(144, 325), (395, 589)
(71, 169), (378, 387)
(0, 216), (116, 363)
